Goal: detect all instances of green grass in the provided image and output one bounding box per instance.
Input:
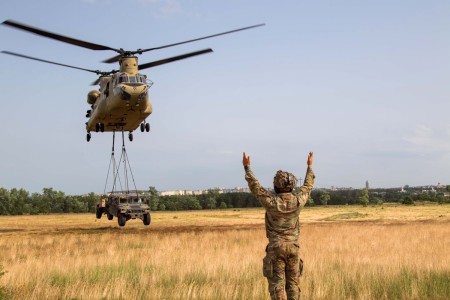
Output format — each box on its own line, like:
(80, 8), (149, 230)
(322, 212), (368, 221)
(306, 265), (450, 300)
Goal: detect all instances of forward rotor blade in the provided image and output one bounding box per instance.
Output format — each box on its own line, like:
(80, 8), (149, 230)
(2, 20), (119, 52)
(141, 23), (265, 52)
(102, 23), (265, 63)
(138, 49), (213, 70)
(1, 50), (109, 75)
(103, 54), (122, 64)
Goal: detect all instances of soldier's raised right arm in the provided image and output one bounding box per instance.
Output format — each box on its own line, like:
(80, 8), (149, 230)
(296, 152), (315, 208)
(243, 152), (275, 208)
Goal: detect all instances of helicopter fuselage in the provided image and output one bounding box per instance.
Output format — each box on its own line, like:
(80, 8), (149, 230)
(85, 57), (152, 134)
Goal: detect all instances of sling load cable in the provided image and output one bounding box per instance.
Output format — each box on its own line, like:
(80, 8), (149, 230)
(119, 130), (140, 196)
(103, 131), (124, 195)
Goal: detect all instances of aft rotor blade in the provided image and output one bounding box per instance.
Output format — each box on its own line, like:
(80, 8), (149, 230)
(138, 49), (213, 70)
(1, 50), (110, 75)
(142, 24), (265, 52)
(2, 20), (119, 52)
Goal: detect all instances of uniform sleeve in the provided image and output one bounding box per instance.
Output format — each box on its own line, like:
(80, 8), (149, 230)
(244, 167), (276, 209)
(295, 166), (315, 208)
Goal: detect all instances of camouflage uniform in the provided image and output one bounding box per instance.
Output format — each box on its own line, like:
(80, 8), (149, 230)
(245, 166), (315, 300)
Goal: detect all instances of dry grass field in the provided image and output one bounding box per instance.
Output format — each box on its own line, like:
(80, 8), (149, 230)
(0, 203), (449, 299)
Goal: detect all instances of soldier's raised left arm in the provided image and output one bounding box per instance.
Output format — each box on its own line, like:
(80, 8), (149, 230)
(243, 152), (275, 208)
(296, 152), (315, 207)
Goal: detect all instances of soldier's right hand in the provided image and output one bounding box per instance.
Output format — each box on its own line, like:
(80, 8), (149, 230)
(307, 152), (313, 167)
(243, 152), (251, 167)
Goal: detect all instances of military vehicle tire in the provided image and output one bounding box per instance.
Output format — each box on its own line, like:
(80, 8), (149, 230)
(87, 133), (91, 142)
(107, 212), (114, 220)
(95, 123), (100, 132)
(128, 133), (133, 142)
(145, 123), (150, 132)
(140, 123), (145, 132)
(118, 213), (127, 227)
(143, 213), (151, 225)
(95, 208), (102, 219)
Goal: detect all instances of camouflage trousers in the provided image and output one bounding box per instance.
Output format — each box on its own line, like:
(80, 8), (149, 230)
(263, 242), (302, 300)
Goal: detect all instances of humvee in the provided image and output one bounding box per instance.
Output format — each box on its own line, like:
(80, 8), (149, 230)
(96, 193), (151, 227)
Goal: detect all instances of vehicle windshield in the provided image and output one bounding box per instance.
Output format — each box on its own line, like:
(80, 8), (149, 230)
(129, 197), (144, 203)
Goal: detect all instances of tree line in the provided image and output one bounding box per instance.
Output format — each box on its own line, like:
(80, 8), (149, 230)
(0, 187), (260, 215)
(0, 188), (99, 215)
(148, 187), (260, 211)
(0, 185), (448, 215)
(309, 186), (450, 206)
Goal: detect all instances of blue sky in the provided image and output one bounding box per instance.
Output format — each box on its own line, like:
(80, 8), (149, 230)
(0, 0), (449, 194)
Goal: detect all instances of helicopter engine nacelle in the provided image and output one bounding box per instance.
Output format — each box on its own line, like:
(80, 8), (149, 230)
(87, 90), (100, 105)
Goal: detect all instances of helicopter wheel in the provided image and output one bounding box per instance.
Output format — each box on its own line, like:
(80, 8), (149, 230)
(100, 123), (105, 132)
(95, 123), (100, 132)
(128, 132), (133, 142)
(140, 123), (145, 132)
(145, 123), (150, 132)
(86, 133), (91, 142)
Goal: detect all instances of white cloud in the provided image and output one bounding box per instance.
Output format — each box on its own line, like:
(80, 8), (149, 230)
(80, 0), (112, 4)
(403, 124), (450, 154)
(80, 0), (183, 15)
(159, 0), (182, 15)
(134, 0), (183, 15)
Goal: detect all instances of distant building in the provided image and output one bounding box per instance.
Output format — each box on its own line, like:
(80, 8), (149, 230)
(159, 187), (250, 196)
(365, 180), (369, 189)
(436, 182), (447, 189)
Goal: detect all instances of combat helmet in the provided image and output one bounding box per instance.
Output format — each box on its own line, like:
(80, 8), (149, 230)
(273, 170), (297, 193)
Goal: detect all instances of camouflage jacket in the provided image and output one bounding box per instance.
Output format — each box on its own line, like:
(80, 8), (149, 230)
(245, 166), (315, 244)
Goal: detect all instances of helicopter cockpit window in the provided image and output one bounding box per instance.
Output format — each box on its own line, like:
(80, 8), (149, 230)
(118, 74), (129, 84)
(137, 75), (146, 83)
(117, 73), (147, 85)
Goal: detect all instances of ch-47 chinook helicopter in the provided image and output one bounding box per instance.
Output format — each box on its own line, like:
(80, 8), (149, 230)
(1, 20), (264, 142)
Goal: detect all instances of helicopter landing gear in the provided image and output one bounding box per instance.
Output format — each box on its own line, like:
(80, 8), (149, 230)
(87, 132), (91, 142)
(140, 122), (150, 132)
(128, 132), (133, 142)
(95, 123), (105, 132)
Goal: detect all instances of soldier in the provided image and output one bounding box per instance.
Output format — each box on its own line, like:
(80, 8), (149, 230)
(242, 151), (314, 300)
